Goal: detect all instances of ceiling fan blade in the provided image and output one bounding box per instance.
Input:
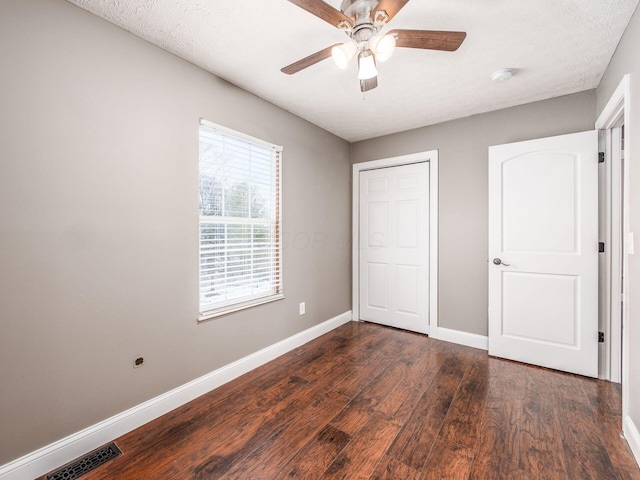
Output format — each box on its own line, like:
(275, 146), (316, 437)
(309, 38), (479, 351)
(287, 0), (353, 28)
(360, 76), (378, 92)
(389, 29), (467, 51)
(373, 0), (411, 23)
(281, 44), (340, 75)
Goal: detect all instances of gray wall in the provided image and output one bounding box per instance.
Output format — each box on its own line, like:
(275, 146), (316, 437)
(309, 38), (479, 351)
(2, 0), (634, 469)
(597, 1), (640, 444)
(0, 0), (351, 464)
(352, 91), (597, 336)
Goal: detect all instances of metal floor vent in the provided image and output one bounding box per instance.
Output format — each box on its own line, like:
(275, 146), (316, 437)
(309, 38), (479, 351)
(46, 442), (121, 480)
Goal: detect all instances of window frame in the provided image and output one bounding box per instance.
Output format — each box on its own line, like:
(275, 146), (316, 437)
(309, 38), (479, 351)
(198, 118), (283, 321)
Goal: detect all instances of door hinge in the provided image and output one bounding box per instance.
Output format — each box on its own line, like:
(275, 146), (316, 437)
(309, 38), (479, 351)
(599, 242), (605, 253)
(599, 331), (605, 343)
(599, 152), (605, 163)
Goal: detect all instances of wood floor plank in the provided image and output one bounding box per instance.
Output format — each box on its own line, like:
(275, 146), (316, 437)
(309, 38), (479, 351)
(370, 454), (422, 480)
(468, 359), (526, 479)
(303, 340), (395, 394)
(44, 322), (638, 480)
(319, 412), (403, 480)
(376, 348), (444, 424)
(83, 375), (306, 479)
(555, 373), (620, 479)
(329, 361), (408, 435)
(421, 439), (474, 480)
(328, 332), (415, 400)
(598, 413), (640, 480)
(250, 335), (352, 390)
(329, 358), (385, 400)
(439, 357), (489, 449)
(517, 367), (568, 478)
(580, 379), (640, 478)
(220, 390), (349, 479)
(387, 358), (465, 471)
(273, 425), (352, 480)
(186, 376), (338, 478)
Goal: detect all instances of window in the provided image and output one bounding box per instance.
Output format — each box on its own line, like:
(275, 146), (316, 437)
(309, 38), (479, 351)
(198, 119), (282, 320)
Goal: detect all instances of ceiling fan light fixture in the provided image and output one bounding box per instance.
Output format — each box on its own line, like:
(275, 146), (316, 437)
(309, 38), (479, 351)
(370, 33), (396, 62)
(357, 50), (378, 80)
(331, 41), (358, 69)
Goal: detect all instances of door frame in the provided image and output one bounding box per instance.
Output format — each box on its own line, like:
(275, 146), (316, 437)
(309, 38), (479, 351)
(352, 151), (439, 334)
(596, 74), (631, 420)
(598, 125), (624, 383)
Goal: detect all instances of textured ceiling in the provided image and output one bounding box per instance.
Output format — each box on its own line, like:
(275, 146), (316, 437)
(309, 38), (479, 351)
(67, 0), (639, 142)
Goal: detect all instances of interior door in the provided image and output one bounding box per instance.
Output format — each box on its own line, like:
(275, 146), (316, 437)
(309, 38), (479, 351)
(488, 131), (599, 377)
(359, 162), (429, 334)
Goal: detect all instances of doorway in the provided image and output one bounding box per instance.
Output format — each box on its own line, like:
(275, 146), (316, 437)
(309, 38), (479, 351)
(352, 151), (439, 335)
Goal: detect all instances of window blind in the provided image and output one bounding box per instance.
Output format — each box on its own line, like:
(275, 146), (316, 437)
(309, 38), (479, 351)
(199, 120), (282, 319)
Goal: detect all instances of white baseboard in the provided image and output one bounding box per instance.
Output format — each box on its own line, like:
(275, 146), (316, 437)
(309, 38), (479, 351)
(624, 415), (640, 468)
(0, 311), (353, 480)
(430, 326), (489, 350)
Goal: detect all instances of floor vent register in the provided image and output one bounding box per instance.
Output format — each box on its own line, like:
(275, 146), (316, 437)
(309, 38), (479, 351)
(46, 442), (122, 480)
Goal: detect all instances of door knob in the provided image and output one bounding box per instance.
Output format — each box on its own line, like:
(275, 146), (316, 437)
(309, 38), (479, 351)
(493, 258), (510, 266)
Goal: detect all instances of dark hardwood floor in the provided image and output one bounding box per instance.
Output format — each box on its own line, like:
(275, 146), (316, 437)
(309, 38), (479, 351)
(44, 321), (640, 479)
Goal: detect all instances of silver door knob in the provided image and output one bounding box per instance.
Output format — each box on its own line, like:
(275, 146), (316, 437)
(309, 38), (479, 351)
(493, 258), (510, 266)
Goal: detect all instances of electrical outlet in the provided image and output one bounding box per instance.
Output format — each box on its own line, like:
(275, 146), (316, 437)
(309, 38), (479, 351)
(299, 302), (306, 315)
(133, 356), (145, 368)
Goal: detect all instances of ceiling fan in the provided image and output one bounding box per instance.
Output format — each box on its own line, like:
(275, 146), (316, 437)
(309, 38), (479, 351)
(281, 0), (467, 92)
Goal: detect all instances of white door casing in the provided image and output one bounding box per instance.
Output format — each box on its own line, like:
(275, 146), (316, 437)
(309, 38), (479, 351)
(359, 162), (429, 334)
(596, 73), (631, 428)
(488, 131), (599, 377)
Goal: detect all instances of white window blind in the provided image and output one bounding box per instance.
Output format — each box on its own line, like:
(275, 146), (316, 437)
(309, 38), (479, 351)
(198, 120), (282, 319)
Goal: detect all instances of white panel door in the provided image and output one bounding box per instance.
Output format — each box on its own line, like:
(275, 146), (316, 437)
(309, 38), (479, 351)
(359, 162), (429, 334)
(488, 131), (599, 377)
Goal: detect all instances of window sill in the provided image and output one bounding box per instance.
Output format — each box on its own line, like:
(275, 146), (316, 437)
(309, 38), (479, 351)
(198, 294), (284, 322)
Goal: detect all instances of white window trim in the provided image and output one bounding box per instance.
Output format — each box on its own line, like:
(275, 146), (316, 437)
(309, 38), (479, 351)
(198, 119), (284, 321)
(198, 293), (285, 321)
(199, 118), (283, 151)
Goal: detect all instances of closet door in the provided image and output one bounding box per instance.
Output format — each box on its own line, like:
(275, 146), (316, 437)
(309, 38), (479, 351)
(359, 162), (429, 334)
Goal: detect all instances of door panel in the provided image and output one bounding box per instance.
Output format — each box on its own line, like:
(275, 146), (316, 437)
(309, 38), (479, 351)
(359, 162), (429, 334)
(396, 264), (419, 315)
(502, 272), (577, 345)
(502, 152), (577, 252)
(488, 131), (598, 377)
(367, 262), (389, 309)
(397, 200), (418, 248)
(368, 202), (389, 247)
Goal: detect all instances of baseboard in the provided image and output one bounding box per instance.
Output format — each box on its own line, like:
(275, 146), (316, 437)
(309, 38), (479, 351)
(624, 415), (640, 468)
(0, 311), (353, 480)
(430, 326), (489, 350)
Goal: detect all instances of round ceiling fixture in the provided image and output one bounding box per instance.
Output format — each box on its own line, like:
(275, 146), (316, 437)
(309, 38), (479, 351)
(491, 68), (514, 83)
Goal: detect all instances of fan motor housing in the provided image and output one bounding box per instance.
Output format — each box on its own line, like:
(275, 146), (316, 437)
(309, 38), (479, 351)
(341, 0), (379, 24)
(341, 0), (381, 42)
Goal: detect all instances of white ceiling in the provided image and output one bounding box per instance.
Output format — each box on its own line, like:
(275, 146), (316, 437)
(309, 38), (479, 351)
(67, 0), (638, 142)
